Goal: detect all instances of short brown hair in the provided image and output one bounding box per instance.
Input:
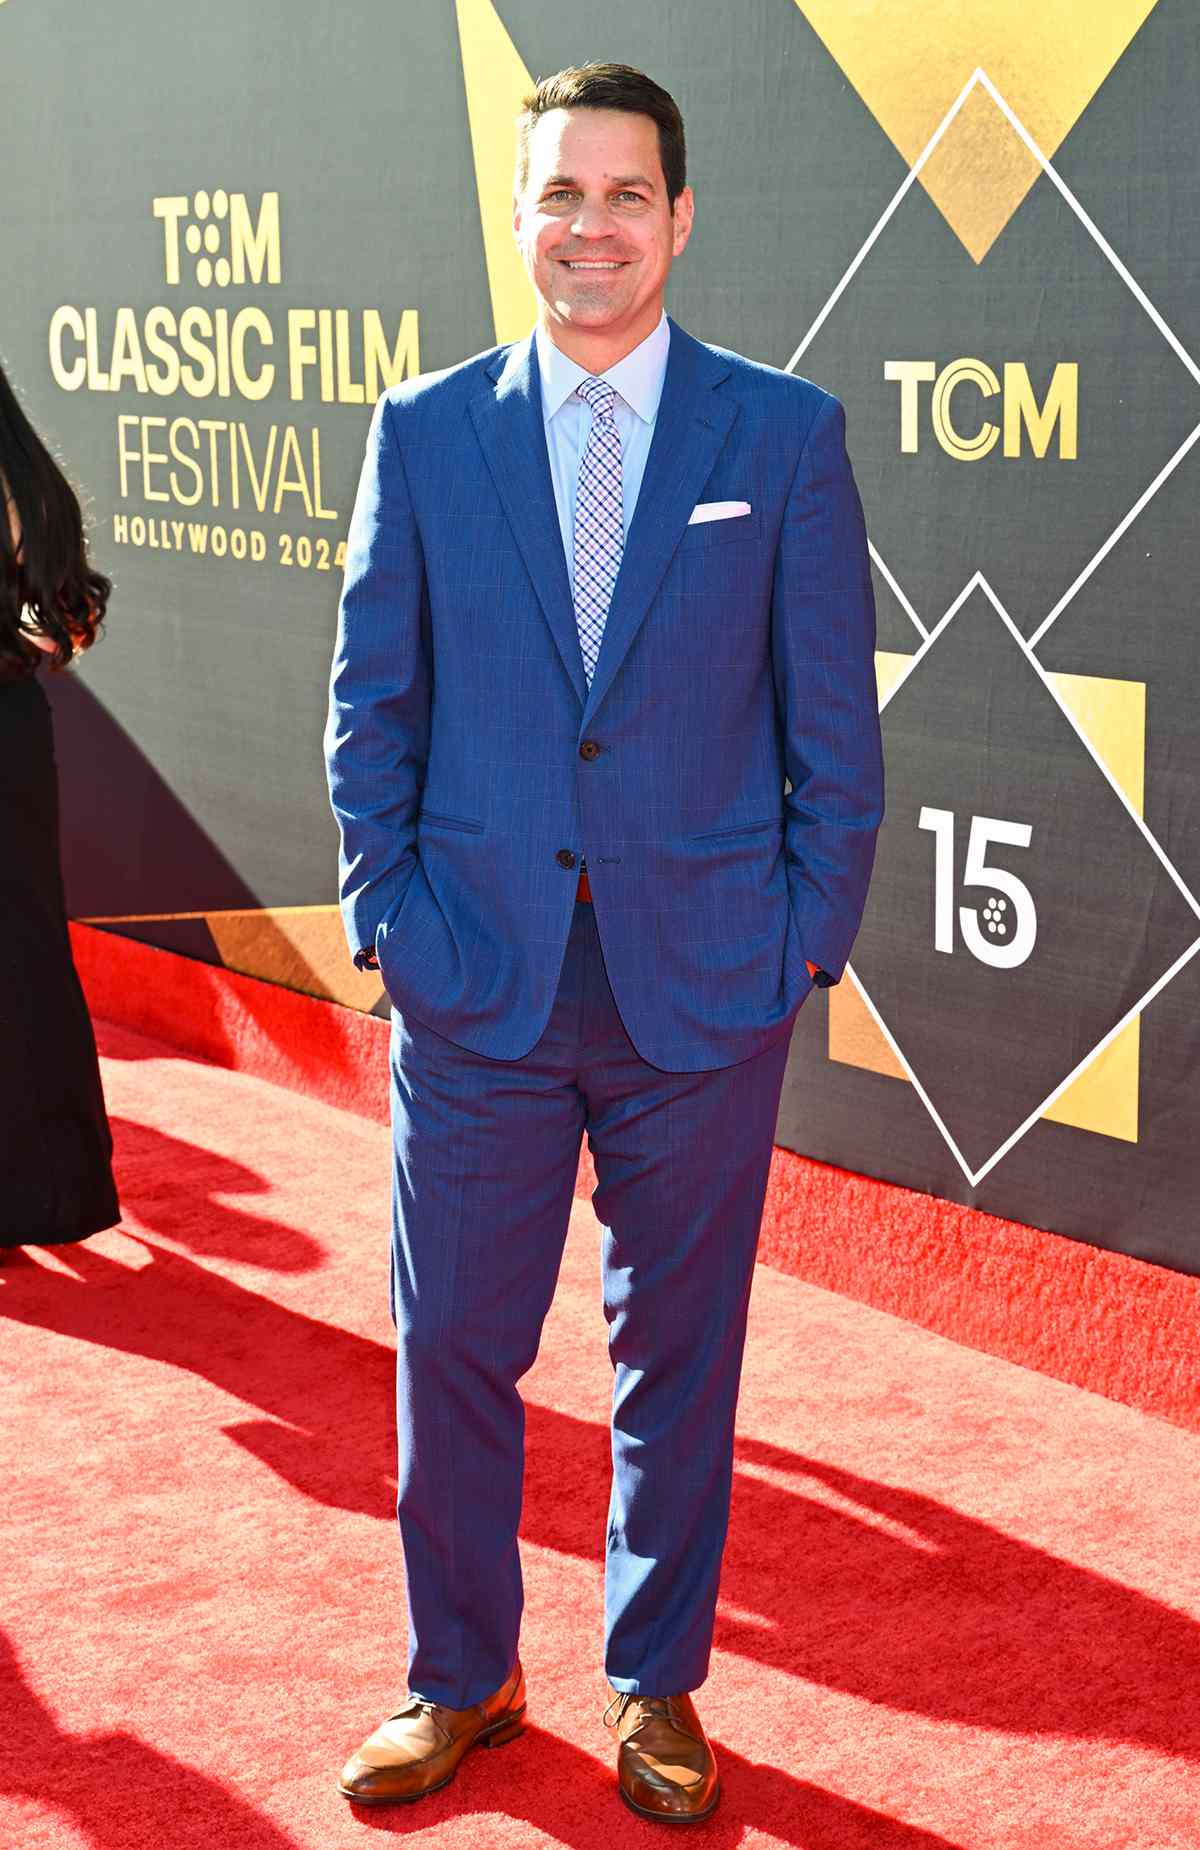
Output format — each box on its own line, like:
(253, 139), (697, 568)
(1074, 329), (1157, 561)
(515, 62), (687, 207)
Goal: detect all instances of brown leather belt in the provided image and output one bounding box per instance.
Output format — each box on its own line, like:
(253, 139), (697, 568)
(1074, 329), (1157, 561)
(576, 866), (593, 903)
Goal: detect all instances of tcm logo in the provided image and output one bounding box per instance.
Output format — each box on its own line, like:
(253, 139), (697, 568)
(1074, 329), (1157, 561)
(885, 359), (1078, 461)
(153, 191), (281, 289)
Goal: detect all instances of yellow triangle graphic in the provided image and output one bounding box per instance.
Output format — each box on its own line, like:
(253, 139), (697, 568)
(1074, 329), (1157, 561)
(455, 0), (538, 343)
(794, 0), (1160, 260)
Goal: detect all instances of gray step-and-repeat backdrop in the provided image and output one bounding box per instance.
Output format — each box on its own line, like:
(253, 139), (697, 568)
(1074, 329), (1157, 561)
(4, 1), (1198, 1275)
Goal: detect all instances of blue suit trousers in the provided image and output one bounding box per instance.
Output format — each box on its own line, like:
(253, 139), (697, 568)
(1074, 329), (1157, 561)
(389, 900), (793, 1706)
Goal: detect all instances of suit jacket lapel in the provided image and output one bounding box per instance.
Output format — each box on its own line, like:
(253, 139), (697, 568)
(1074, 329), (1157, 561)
(582, 322), (737, 727)
(468, 336), (588, 706)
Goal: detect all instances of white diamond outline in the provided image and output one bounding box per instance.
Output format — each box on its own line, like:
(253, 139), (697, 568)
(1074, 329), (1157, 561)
(784, 66), (1200, 652)
(846, 569), (1200, 1186)
(781, 64), (1200, 1182)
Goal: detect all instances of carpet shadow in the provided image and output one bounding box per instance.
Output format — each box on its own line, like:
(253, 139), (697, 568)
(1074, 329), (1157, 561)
(93, 1018), (222, 1068)
(522, 1404), (1200, 1762)
(0, 1232), (395, 1521)
(108, 1115), (325, 1274)
(346, 1723), (968, 1848)
(3, 1228), (1198, 1761)
(0, 1628), (303, 1850)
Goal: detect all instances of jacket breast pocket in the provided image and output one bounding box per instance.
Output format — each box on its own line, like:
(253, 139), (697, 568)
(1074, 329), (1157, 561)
(676, 508), (762, 552)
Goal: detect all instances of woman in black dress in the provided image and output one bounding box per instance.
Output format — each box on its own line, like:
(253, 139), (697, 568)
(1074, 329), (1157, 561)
(1, 357), (119, 1248)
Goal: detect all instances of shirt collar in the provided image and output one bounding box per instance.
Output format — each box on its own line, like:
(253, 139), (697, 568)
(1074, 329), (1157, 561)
(535, 313), (670, 426)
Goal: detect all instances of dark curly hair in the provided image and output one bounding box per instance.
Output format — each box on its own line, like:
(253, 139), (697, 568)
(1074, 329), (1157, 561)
(0, 355), (110, 679)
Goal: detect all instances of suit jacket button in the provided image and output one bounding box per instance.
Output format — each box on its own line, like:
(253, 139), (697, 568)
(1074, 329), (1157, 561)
(556, 848), (577, 870)
(579, 740), (600, 761)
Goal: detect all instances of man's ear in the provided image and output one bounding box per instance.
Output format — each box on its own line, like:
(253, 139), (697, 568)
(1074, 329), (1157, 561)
(671, 185), (695, 258)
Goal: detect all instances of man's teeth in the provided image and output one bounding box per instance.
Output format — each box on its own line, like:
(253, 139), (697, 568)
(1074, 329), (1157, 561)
(566, 261), (621, 269)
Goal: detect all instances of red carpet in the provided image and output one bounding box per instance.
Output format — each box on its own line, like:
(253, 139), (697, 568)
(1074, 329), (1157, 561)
(70, 923), (1200, 1432)
(3, 1019), (1200, 1848)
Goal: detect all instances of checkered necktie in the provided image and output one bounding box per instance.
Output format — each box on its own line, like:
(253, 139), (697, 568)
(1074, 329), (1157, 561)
(573, 376), (623, 686)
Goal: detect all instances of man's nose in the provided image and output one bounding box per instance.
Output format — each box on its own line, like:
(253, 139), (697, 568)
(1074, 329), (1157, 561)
(569, 199), (619, 238)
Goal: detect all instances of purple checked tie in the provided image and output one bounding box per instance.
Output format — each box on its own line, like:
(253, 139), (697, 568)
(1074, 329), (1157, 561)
(573, 376), (623, 687)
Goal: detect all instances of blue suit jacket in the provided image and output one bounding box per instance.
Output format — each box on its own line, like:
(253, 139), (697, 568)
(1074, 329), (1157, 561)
(325, 319), (884, 1072)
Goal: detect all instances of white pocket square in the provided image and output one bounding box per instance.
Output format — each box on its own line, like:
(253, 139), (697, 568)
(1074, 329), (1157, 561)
(688, 500), (751, 525)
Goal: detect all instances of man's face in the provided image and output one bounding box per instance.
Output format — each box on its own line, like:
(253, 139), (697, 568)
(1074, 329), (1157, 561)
(514, 107), (693, 341)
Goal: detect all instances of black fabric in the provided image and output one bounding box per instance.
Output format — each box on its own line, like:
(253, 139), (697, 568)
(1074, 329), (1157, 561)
(0, 674), (118, 1245)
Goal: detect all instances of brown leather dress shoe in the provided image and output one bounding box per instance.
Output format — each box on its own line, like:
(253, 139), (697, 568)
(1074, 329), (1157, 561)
(337, 1661), (526, 1804)
(605, 1689), (720, 1824)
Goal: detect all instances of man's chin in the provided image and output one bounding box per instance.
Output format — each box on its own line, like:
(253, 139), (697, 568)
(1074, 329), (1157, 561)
(547, 292), (635, 329)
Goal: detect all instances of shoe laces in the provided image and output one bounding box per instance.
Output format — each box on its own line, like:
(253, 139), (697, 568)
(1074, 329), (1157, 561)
(604, 1692), (675, 1735)
(391, 1694), (450, 1736)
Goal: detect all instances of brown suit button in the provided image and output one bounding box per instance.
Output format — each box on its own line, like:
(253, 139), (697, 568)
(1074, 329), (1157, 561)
(579, 740), (601, 761)
(555, 848), (577, 870)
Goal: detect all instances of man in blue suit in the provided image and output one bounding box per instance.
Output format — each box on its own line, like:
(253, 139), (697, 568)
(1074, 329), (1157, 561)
(327, 62), (883, 1823)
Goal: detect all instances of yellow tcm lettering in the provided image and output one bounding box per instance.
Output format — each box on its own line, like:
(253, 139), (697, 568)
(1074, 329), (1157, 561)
(153, 192), (282, 287)
(48, 305), (420, 403)
(885, 360), (1078, 460)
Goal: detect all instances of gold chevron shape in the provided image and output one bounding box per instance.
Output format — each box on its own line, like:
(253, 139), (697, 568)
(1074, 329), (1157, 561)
(794, 0), (1160, 260)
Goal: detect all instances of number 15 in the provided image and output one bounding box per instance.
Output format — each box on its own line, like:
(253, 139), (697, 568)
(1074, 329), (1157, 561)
(918, 807), (1038, 970)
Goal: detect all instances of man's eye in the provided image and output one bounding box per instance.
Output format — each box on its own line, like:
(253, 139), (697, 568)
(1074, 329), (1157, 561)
(544, 190), (576, 203)
(616, 192), (646, 204)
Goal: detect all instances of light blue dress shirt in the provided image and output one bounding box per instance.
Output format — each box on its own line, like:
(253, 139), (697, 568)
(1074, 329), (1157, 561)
(535, 313), (671, 596)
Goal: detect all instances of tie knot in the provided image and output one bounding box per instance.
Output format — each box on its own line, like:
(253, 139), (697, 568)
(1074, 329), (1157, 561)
(577, 376), (616, 419)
